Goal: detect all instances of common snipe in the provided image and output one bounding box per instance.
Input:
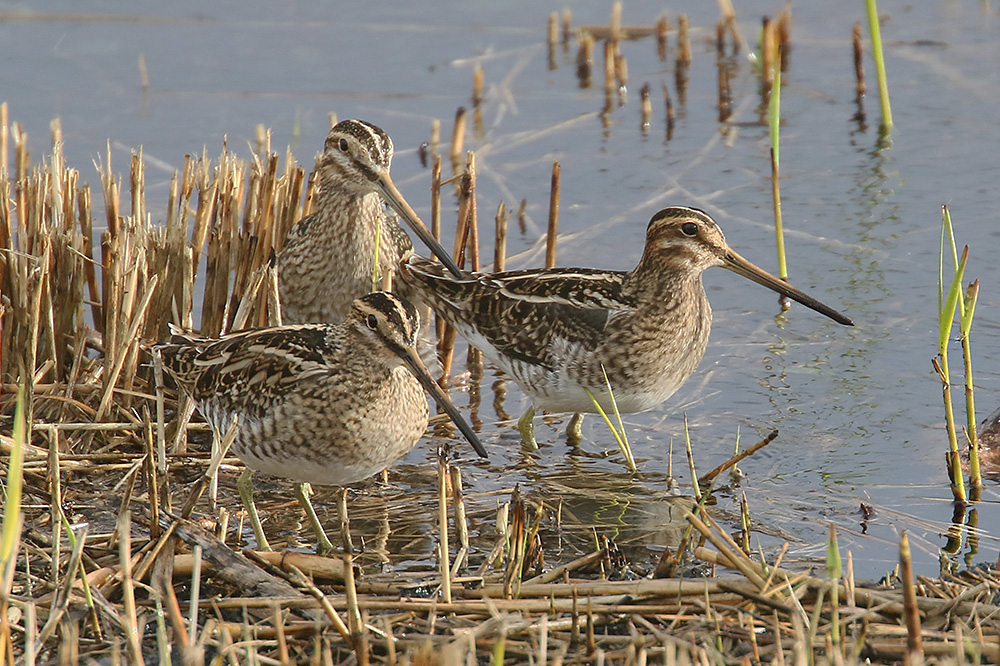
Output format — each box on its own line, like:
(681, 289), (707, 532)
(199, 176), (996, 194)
(156, 292), (487, 553)
(278, 119), (460, 323)
(399, 206), (852, 448)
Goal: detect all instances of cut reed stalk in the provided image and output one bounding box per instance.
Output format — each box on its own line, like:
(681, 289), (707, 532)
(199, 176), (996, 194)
(675, 15), (691, 103)
(899, 531), (923, 662)
(546, 162), (561, 269)
(494, 202), (507, 272)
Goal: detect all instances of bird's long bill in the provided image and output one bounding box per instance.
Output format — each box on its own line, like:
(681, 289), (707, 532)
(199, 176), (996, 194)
(377, 174), (464, 278)
(723, 249), (854, 326)
(399, 346), (489, 459)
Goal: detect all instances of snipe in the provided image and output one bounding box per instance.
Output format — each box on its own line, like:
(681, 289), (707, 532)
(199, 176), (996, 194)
(399, 206), (853, 448)
(156, 292), (487, 553)
(277, 119), (460, 324)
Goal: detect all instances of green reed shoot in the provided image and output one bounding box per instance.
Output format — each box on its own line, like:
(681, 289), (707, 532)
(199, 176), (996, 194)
(584, 365), (637, 473)
(1, 384), (25, 572)
(864, 0), (893, 130)
(936, 206), (971, 504)
(768, 50), (788, 281)
(938, 206), (980, 495)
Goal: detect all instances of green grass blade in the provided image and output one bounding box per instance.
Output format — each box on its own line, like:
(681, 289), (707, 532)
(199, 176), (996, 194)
(1, 384), (26, 567)
(584, 374), (636, 474)
(938, 247), (967, 356)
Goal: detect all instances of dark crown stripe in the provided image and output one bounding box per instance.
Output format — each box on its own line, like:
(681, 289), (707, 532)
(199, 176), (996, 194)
(648, 206), (714, 228)
(337, 119), (393, 167)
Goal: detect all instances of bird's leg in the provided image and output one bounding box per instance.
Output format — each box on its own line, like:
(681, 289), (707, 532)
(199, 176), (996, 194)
(566, 412), (584, 444)
(337, 486), (363, 637)
(295, 482), (337, 556)
(237, 468), (272, 552)
(518, 406), (538, 450)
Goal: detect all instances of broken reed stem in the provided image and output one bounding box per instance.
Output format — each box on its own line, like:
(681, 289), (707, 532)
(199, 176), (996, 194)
(697, 430), (777, 487)
(761, 18), (776, 89)
(864, 0), (893, 130)
(437, 448), (452, 604)
(546, 162), (561, 269)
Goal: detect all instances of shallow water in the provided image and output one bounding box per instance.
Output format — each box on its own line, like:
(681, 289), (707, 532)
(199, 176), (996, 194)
(4, 1), (1000, 580)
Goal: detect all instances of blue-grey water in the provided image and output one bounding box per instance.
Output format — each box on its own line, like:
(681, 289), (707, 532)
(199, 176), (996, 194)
(3, 1), (1000, 579)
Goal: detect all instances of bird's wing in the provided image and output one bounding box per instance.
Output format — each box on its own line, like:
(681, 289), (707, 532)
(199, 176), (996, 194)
(156, 325), (335, 417)
(401, 258), (635, 371)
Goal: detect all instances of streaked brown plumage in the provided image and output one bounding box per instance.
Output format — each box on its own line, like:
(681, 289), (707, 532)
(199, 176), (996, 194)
(398, 206), (852, 445)
(155, 291), (486, 552)
(277, 119), (460, 323)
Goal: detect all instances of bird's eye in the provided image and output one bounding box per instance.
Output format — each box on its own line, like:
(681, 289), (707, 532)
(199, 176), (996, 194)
(680, 222), (698, 236)
(339, 138), (349, 152)
(366, 314), (378, 330)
